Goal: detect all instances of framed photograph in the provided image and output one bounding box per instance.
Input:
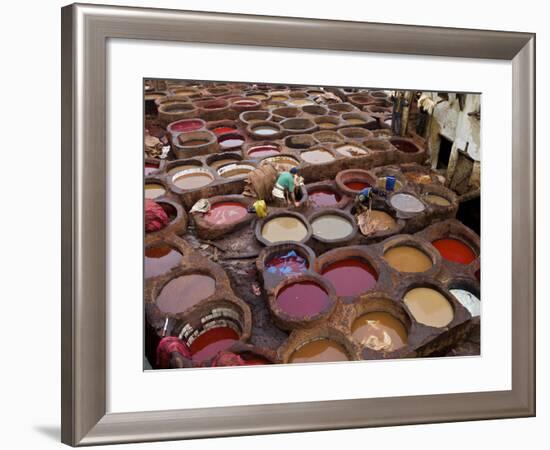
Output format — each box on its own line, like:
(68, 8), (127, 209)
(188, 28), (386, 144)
(61, 3), (535, 446)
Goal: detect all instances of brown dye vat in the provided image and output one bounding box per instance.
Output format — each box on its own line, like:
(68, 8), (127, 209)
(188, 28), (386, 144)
(338, 127), (372, 141)
(289, 339), (349, 363)
(313, 130), (344, 144)
(424, 194), (451, 206)
(403, 287), (454, 328)
(335, 143), (368, 157)
(145, 183), (166, 199)
(156, 274), (216, 314)
(262, 216), (308, 243)
(357, 210), (398, 236)
(315, 116), (339, 129)
(218, 164), (255, 179)
(260, 155), (300, 171)
(390, 138), (421, 154)
(352, 312), (407, 351)
(383, 246), (433, 272)
(287, 98), (315, 107)
(145, 243), (183, 279)
(281, 117), (316, 134)
(364, 139), (394, 151)
(173, 170), (214, 190)
(300, 148), (335, 164)
(284, 134), (315, 149)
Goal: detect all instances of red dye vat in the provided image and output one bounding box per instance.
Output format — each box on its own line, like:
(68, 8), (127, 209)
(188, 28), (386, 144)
(248, 145), (280, 158)
(344, 181), (370, 191)
(190, 327), (240, 362)
(432, 238), (476, 265)
(309, 189), (341, 207)
(212, 126), (237, 135)
(204, 201), (248, 225)
(144, 243), (183, 279)
(170, 119), (204, 133)
(266, 250), (308, 276)
(145, 163), (159, 176)
(321, 258), (378, 297)
(275, 281), (330, 318)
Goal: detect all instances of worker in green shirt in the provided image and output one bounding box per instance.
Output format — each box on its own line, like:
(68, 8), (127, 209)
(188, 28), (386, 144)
(272, 167), (299, 207)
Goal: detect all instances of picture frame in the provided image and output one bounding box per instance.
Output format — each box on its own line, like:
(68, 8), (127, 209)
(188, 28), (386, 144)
(61, 3), (535, 446)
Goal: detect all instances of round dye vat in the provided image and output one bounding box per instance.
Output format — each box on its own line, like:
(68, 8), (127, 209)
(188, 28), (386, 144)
(357, 210), (397, 236)
(424, 194), (451, 206)
(167, 164), (200, 176)
(345, 118), (366, 126)
(247, 144), (280, 158)
(403, 287), (454, 328)
(144, 243), (182, 279)
(181, 139), (210, 147)
(289, 338), (349, 363)
(219, 134), (245, 150)
(266, 250), (308, 276)
(300, 149), (335, 164)
(145, 183), (166, 199)
(261, 216), (308, 243)
(276, 281), (330, 318)
(156, 274), (216, 314)
(311, 215), (354, 240)
(450, 289), (480, 317)
(383, 246), (433, 273)
(252, 125), (279, 137)
(212, 126), (237, 135)
(218, 164), (254, 179)
(170, 119), (204, 133)
(390, 193), (425, 213)
(321, 258), (377, 297)
(336, 144), (367, 157)
(432, 238), (476, 265)
(309, 189), (341, 208)
(260, 155), (299, 171)
(145, 163), (160, 176)
(204, 201), (248, 225)
(173, 170), (214, 190)
(352, 311), (407, 351)
(190, 327), (240, 362)
(287, 98), (314, 107)
(208, 158), (240, 170)
(390, 139), (419, 153)
(345, 181), (370, 191)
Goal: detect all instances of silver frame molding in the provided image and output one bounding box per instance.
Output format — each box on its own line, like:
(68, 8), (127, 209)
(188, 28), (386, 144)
(61, 3), (535, 446)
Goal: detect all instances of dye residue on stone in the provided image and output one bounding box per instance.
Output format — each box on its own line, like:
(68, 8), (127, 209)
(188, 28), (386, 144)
(145, 243), (183, 279)
(276, 281), (330, 318)
(352, 312), (407, 351)
(289, 339), (349, 363)
(266, 250), (308, 276)
(204, 202), (248, 226)
(432, 238), (476, 265)
(261, 216), (308, 243)
(156, 274), (216, 314)
(357, 210), (397, 236)
(383, 246), (433, 273)
(450, 289), (480, 317)
(403, 287), (454, 328)
(311, 215), (354, 241)
(309, 189), (341, 208)
(321, 258), (378, 297)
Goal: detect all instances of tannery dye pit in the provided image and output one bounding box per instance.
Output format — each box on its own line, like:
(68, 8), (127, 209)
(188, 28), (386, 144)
(144, 80), (481, 370)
